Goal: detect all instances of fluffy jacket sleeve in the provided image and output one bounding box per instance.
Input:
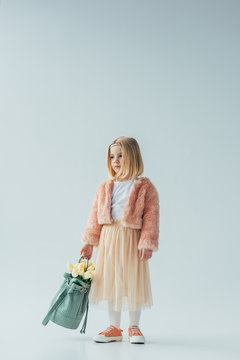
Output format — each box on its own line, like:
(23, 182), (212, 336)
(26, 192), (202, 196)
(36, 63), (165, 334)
(81, 184), (103, 247)
(137, 182), (160, 252)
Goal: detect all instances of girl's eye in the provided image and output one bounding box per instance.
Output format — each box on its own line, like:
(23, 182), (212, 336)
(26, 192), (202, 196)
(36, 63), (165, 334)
(110, 155), (122, 158)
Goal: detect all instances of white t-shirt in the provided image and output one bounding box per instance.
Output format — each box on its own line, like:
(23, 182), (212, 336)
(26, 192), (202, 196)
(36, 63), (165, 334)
(111, 177), (139, 220)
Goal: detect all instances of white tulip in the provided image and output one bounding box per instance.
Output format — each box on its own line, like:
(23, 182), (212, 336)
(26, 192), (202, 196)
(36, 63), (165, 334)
(83, 271), (93, 280)
(67, 262), (74, 272)
(72, 268), (79, 278)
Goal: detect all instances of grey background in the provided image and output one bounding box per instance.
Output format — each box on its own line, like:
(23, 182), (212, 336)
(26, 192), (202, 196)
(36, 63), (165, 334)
(1, 0), (239, 359)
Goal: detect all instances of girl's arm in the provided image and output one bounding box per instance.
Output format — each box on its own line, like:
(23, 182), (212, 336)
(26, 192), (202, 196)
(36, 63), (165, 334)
(137, 182), (160, 253)
(81, 184), (103, 247)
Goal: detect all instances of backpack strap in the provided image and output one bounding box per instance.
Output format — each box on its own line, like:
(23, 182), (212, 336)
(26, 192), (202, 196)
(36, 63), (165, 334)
(79, 298), (89, 334)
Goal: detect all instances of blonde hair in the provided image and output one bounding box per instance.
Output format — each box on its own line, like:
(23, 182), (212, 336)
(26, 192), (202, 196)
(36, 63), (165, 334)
(107, 136), (144, 180)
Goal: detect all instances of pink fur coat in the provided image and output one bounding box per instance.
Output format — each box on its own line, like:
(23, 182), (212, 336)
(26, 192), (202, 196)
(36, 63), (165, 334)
(81, 177), (160, 252)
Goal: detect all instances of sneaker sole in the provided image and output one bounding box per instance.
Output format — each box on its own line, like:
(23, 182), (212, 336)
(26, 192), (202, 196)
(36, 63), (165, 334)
(128, 335), (145, 344)
(93, 335), (123, 343)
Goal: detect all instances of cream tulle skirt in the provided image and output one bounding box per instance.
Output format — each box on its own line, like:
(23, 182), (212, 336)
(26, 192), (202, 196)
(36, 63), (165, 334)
(89, 219), (153, 312)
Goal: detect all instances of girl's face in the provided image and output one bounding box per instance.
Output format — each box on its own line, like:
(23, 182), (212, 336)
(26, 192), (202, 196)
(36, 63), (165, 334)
(110, 145), (122, 173)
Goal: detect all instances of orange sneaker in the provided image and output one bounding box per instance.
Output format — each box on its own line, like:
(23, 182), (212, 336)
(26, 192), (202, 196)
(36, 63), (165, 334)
(128, 325), (145, 344)
(93, 325), (123, 343)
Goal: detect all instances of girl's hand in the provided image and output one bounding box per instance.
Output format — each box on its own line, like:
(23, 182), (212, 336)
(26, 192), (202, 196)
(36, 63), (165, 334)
(139, 248), (152, 261)
(80, 244), (93, 260)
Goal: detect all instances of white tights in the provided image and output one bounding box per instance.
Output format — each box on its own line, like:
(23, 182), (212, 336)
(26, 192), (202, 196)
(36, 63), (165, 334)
(108, 303), (141, 329)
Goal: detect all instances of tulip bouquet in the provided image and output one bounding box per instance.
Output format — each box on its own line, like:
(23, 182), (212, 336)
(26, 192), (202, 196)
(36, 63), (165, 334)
(67, 258), (95, 285)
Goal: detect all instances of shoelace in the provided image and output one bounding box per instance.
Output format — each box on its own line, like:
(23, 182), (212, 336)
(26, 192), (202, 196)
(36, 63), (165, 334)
(101, 325), (121, 334)
(129, 325), (142, 336)
(103, 325), (115, 333)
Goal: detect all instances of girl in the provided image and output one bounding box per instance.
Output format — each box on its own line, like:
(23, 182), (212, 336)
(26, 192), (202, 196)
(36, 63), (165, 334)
(80, 136), (160, 344)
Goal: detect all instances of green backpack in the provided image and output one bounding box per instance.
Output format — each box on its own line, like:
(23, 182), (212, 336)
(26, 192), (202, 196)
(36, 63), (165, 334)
(42, 256), (91, 333)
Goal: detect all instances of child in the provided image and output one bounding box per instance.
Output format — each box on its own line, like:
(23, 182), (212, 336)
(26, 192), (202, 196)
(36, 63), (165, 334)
(80, 136), (160, 344)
